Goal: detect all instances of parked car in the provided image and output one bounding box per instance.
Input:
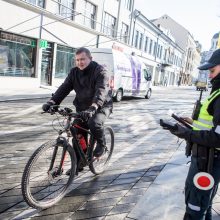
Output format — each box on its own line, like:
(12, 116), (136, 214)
(196, 81), (208, 91)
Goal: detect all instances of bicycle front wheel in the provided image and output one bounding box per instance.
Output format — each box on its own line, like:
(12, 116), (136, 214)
(89, 126), (114, 175)
(21, 140), (76, 209)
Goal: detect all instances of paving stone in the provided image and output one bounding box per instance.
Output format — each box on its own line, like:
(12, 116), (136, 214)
(118, 172), (144, 179)
(138, 176), (156, 182)
(128, 184), (185, 220)
(89, 190), (128, 201)
(79, 198), (120, 210)
(68, 206), (113, 220)
(104, 213), (128, 220)
(101, 183), (133, 193)
(66, 187), (101, 197)
(35, 203), (81, 216)
(118, 195), (142, 204)
(31, 212), (72, 220)
(0, 210), (21, 220)
(125, 187), (149, 196)
(111, 177), (140, 185)
(108, 203), (134, 215)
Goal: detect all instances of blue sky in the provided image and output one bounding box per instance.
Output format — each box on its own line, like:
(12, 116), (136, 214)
(135, 0), (220, 51)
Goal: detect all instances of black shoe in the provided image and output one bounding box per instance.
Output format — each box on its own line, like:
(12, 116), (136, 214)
(93, 144), (105, 157)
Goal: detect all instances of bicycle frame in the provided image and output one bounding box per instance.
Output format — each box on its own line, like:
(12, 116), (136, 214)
(48, 113), (95, 175)
(70, 121), (95, 167)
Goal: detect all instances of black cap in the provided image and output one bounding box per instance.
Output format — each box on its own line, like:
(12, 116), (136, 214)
(198, 48), (220, 70)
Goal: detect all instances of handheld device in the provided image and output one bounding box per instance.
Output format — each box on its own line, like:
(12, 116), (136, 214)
(168, 110), (192, 129)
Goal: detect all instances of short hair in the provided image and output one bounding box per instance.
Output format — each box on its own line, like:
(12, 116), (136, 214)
(76, 47), (91, 57)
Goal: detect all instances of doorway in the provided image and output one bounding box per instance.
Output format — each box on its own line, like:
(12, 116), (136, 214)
(41, 42), (53, 86)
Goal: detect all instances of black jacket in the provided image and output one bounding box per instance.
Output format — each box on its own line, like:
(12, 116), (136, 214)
(190, 73), (220, 148)
(51, 61), (113, 111)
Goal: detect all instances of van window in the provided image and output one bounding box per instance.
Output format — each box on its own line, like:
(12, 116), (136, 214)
(143, 69), (151, 81)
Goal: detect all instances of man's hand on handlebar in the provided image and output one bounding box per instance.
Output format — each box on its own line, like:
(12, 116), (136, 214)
(42, 100), (57, 112)
(81, 106), (97, 121)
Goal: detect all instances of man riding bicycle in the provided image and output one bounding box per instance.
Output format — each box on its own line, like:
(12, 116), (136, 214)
(42, 47), (113, 158)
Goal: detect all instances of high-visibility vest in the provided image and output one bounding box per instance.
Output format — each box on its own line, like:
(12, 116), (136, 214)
(192, 89), (220, 131)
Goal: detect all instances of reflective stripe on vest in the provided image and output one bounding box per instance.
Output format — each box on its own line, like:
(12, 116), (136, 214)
(192, 89), (220, 131)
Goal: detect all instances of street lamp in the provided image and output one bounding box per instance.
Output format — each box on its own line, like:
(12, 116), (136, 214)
(131, 10), (141, 47)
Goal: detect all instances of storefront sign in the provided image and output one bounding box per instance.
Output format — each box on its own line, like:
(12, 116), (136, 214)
(40, 39), (48, 48)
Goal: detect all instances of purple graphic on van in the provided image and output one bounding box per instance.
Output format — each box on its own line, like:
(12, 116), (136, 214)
(130, 55), (141, 95)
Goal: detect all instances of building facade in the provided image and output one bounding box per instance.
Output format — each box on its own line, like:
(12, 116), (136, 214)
(152, 14), (201, 85)
(0, 0), (194, 89)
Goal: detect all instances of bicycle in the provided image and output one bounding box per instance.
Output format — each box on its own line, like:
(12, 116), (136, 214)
(21, 106), (114, 209)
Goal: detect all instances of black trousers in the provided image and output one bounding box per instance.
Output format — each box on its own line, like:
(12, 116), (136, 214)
(76, 107), (111, 146)
(184, 156), (220, 220)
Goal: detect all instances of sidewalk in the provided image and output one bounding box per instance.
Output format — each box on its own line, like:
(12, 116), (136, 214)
(0, 85), (56, 102)
(128, 144), (220, 220)
(0, 84), (187, 102)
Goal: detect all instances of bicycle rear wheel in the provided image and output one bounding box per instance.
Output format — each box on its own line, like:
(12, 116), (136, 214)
(89, 126), (114, 175)
(21, 140), (76, 209)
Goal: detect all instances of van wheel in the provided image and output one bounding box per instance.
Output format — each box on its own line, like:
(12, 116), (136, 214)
(145, 89), (151, 99)
(114, 89), (123, 102)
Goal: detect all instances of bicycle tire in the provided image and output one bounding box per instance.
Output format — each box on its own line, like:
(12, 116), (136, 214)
(21, 140), (76, 209)
(89, 126), (114, 175)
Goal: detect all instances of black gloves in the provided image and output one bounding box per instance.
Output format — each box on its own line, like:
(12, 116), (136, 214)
(42, 101), (55, 112)
(81, 106), (97, 121)
(170, 123), (191, 140)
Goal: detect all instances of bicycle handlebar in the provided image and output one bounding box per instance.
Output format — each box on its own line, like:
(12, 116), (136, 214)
(42, 106), (81, 118)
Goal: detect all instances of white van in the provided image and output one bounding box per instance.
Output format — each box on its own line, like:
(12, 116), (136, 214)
(90, 48), (152, 102)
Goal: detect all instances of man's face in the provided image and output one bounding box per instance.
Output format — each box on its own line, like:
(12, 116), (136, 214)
(209, 64), (220, 79)
(75, 52), (92, 70)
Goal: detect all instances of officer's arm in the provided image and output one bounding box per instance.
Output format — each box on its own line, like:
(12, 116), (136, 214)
(190, 97), (220, 147)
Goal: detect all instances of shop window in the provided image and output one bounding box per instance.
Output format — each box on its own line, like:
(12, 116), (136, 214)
(0, 32), (36, 77)
(55, 45), (76, 78)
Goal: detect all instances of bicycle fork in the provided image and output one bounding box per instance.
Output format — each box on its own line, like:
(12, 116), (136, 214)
(48, 137), (69, 177)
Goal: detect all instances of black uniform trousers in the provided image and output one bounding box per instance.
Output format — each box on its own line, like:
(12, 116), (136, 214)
(184, 155), (220, 220)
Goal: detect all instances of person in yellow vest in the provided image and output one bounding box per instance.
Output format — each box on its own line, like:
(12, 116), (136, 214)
(170, 48), (220, 220)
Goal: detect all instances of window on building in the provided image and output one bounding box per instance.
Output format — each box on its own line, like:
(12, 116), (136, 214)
(55, 45), (76, 78)
(149, 39), (153, 54)
(82, 0), (97, 29)
(139, 33), (143, 50)
(56, 0), (75, 20)
(159, 46), (163, 59)
(24, 0), (45, 7)
(102, 12), (116, 37)
(157, 44), (160, 57)
(134, 30), (139, 48)
(144, 36), (148, 52)
(121, 23), (129, 43)
(153, 42), (157, 56)
(0, 32), (36, 77)
(124, 0), (133, 11)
